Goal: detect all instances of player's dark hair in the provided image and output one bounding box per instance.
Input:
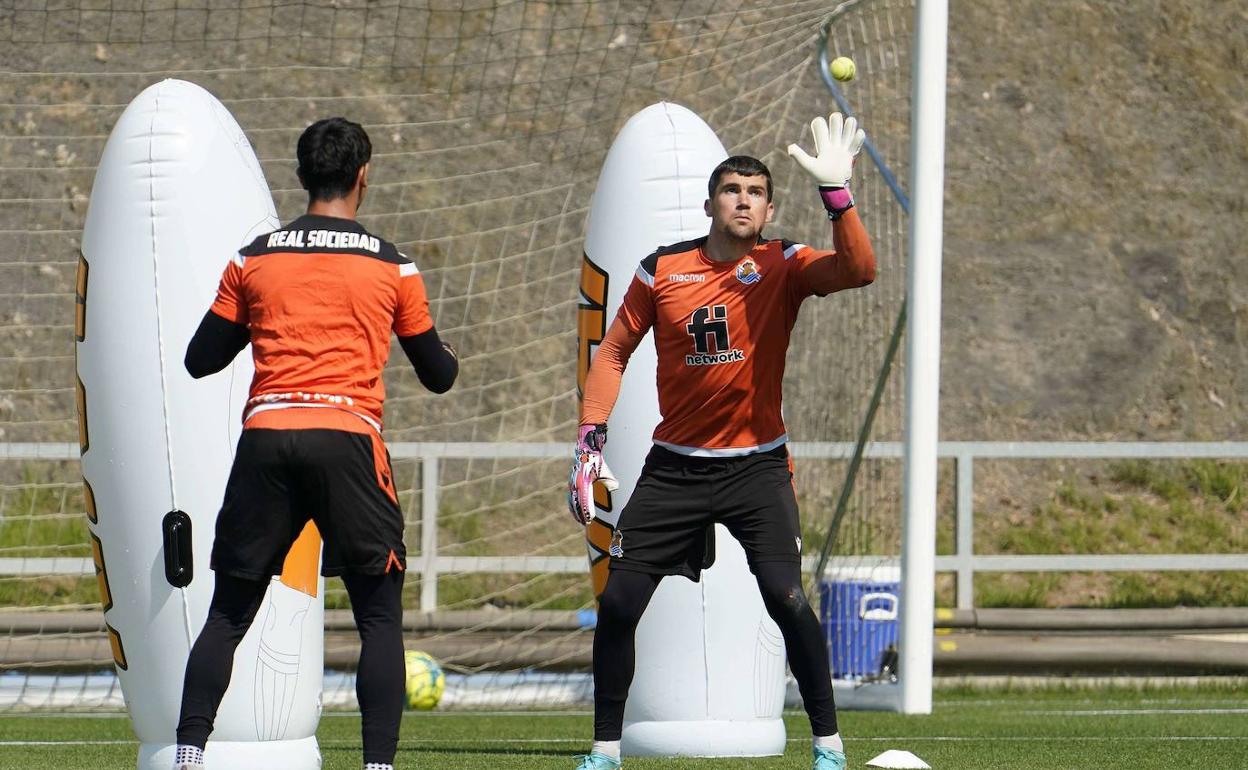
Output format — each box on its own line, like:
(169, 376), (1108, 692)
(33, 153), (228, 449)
(296, 117), (372, 201)
(707, 155), (773, 201)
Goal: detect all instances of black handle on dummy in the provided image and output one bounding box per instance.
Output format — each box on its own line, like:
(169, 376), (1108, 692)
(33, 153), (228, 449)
(162, 510), (193, 588)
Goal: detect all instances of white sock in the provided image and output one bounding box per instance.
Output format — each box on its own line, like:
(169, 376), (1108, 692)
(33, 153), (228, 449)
(814, 733), (844, 753)
(173, 744), (205, 766)
(591, 740), (621, 759)
(364, 763), (394, 770)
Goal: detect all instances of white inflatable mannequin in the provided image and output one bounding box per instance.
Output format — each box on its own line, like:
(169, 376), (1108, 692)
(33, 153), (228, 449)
(78, 79), (324, 770)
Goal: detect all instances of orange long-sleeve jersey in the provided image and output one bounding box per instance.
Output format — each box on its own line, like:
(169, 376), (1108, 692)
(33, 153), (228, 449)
(581, 209), (874, 456)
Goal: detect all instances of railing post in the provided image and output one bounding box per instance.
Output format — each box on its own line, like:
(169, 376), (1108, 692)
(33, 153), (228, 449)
(955, 452), (974, 609)
(420, 454), (439, 612)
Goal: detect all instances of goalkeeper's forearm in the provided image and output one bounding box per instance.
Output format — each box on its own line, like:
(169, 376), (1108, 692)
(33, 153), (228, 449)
(580, 317), (643, 425)
(813, 208), (877, 294)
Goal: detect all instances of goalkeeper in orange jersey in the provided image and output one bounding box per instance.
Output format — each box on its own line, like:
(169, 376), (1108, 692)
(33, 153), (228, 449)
(568, 113), (875, 770)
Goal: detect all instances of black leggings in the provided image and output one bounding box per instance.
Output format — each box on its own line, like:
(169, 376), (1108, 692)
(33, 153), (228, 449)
(176, 570), (406, 764)
(592, 563), (838, 740)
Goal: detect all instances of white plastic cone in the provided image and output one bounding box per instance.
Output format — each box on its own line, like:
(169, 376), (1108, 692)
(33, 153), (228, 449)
(865, 749), (931, 769)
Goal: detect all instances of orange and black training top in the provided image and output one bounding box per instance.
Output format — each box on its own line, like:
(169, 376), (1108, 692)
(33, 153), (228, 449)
(581, 209), (875, 456)
(209, 213), (433, 433)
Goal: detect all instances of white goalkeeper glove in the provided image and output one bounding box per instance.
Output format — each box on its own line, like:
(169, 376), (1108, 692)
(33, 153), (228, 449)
(787, 112), (866, 220)
(567, 423), (618, 526)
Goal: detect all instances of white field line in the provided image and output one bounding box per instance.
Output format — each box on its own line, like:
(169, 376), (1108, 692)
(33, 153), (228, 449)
(10, 703), (1240, 718)
(0, 741), (135, 746)
(330, 736), (1248, 744)
(323, 709), (592, 718)
(10, 702), (1243, 720)
(940, 698), (1248, 709)
(835, 737), (1248, 742)
(6, 736), (1247, 748)
(2, 708), (596, 719)
(332, 701), (1248, 715)
(1020, 707), (1248, 716)
(0, 711), (131, 718)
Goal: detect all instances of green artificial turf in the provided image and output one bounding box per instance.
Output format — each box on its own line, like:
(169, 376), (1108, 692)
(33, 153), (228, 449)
(2, 685), (1245, 769)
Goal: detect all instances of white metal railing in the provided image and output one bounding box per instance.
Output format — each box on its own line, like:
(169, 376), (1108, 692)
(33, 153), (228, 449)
(3, 441), (1247, 610)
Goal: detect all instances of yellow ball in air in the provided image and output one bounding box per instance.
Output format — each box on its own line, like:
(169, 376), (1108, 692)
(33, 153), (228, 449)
(830, 56), (856, 82)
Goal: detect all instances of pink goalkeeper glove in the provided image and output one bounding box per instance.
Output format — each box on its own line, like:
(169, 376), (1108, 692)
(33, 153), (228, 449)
(567, 423), (618, 525)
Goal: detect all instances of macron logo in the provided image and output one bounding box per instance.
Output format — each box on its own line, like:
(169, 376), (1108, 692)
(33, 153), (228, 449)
(669, 273), (705, 283)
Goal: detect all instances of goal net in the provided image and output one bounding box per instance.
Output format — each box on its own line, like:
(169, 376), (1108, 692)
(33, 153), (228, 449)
(0, 0), (914, 710)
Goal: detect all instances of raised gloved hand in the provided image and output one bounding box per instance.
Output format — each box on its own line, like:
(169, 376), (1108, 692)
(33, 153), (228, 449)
(567, 423), (618, 525)
(787, 112), (866, 220)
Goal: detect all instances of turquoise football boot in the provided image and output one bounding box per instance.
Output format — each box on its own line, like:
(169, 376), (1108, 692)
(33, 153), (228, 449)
(813, 745), (847, 770)
(574, 752), (622, 770)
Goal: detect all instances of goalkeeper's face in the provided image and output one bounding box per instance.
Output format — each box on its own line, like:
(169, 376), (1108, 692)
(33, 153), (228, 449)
(706, 172), (775, 242)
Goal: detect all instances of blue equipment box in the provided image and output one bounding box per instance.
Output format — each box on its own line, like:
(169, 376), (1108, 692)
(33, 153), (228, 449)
(819, 566), (900, 680)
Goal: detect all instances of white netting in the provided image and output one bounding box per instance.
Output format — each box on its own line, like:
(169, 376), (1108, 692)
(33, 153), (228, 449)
(0, 0), (914, 709)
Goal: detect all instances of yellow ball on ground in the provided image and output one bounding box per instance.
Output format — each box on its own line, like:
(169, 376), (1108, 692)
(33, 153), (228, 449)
(403, 650), (445, 710)
(830, 56), (856, 82)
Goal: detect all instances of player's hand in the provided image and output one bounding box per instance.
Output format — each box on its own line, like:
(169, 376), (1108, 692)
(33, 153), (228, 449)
(787, 112), (866, 220)
(567, 423), (618, 526)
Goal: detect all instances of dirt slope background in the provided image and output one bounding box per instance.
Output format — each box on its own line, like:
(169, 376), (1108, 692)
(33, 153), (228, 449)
(940, 0), (1246, 440)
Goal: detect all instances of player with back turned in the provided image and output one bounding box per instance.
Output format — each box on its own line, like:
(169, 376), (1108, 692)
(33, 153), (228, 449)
(568, 113), (876, 770)
(172, 118), (458, 770)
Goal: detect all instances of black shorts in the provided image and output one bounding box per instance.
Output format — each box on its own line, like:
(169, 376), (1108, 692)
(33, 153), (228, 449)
(211, 427), (405, 579)
(608, 444), (802, 582)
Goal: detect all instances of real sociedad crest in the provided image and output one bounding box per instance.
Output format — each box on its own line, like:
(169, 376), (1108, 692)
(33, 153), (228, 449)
(736, 257), (761, 285)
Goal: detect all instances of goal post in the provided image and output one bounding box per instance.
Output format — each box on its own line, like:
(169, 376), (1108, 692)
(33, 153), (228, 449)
(900, 0), (949, 715)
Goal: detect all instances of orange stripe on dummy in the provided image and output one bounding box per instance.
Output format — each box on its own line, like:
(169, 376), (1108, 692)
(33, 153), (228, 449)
(279, 521), (321, 597)
(107, 624), (129, 671)
(586, 519), (616, 600)
(577, 256), (609, 398)
(586, 519), (615, 553)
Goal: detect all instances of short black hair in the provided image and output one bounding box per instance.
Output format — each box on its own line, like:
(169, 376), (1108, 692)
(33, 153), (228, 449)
(296, 117), (372, 201)
(707, 155), (773, 201)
